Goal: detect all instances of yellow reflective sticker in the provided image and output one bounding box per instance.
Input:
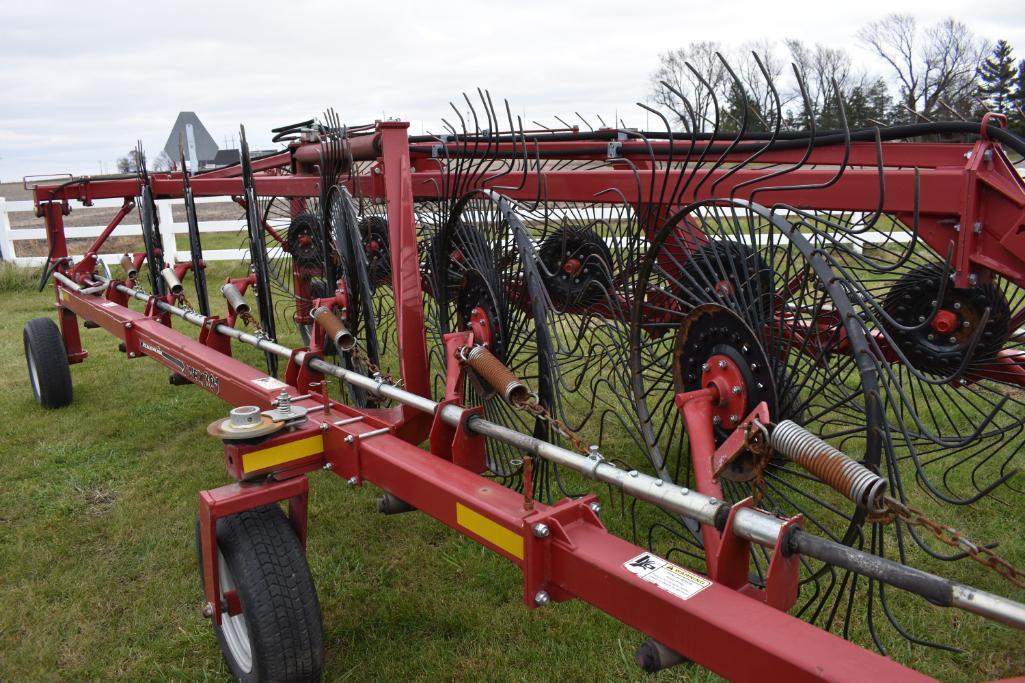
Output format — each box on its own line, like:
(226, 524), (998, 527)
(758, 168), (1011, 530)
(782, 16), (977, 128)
(456, 503), (524, 559)
(242, 434), (323, 473)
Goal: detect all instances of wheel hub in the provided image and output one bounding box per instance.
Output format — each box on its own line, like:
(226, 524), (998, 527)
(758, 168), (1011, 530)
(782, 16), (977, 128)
(457, 274), (505, 360)
(883, 264), (1010, 376)
(538, 227), (613, 307)
(673, 304), (779, 481)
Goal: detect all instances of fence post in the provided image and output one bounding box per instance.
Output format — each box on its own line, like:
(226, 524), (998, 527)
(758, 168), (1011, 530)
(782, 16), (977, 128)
(157, 200), (177, 264)
(0, 197), (15, 261)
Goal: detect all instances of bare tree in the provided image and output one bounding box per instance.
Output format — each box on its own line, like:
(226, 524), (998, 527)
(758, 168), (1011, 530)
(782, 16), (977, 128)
(152, 151), (172, 172)
(116, 149), (145, 174)
(649, 42), (729, 131)
(730, 41), (791, 130)
(785, 40), (860, 121)
(857, 14), (986, 121)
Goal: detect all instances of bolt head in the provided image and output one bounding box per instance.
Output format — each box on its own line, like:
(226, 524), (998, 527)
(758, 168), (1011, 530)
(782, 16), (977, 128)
(323, 462), (333, 471)
(962, 320), (970, 328)
(532, 523), (550, 539)
(717, 359), (728, 369)
(949, 336), (957, 343)
(128, 352), (137, 358)
(534, 591), (550, 606)
(588, 501), (601, 515)
(701, 363), (709, 372)
(344, 435), (355, 444)
(628, 469), (639, 478)
(953, 302), (962, 310)
(202, 602), (214, 618)
(125, 322), (133, 329)
(927, 334), (935, 341)
(729, 414), (739, 424)
(731, 385), (742, 395)
(346, 476), (359, 486)
(712, 415), (721, 426)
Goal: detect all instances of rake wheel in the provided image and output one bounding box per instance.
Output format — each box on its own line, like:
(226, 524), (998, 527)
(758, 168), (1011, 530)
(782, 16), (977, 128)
(427, 191), (562, 496)
(791, 211), (1025, 505)
(625, 200), (962, 649)
(327, 186), (382, 408)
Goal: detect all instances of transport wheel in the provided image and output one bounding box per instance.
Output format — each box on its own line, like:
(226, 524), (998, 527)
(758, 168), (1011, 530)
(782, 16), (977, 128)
(23, 317), (73, 408)
(196, 505), (323, 683)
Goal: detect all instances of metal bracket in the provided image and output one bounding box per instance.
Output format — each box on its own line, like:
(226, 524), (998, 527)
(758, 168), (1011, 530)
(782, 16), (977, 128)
(197, 476), (309, 625)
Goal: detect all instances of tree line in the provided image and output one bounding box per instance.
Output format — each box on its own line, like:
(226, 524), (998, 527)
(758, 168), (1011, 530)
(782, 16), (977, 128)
(650, 14), (1025, 135)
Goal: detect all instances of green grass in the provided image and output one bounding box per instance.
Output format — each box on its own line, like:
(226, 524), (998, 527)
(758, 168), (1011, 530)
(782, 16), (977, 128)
(0, 262), (1022, 681)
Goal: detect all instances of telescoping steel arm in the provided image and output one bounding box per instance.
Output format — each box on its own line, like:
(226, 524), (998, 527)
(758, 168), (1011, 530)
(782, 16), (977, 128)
(72, 272), (1025, 632)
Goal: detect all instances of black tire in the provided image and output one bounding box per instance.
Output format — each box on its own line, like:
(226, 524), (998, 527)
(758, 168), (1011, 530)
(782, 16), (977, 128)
(23, 317), (73, 408)
(195, 505), (324, 682)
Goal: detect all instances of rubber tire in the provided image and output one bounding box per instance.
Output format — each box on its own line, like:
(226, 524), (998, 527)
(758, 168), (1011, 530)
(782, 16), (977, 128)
(23, 317), (73, 408)
(195, 505), (324, 682)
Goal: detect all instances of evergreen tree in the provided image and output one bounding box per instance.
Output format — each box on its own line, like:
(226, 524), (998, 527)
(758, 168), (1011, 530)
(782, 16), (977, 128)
(977, 40), (1017, 114)
(1011, 61), (1025, 136)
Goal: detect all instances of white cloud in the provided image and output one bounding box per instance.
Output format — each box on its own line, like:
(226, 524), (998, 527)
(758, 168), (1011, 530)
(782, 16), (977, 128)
(1, 0), (1023, 180)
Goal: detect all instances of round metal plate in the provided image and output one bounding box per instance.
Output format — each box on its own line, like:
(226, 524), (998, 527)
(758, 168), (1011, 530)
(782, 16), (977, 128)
(207, 414), (285, 440)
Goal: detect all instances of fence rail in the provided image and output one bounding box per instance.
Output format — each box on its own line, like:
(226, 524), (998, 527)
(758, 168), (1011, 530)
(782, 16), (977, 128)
(0, 196), (248, 266)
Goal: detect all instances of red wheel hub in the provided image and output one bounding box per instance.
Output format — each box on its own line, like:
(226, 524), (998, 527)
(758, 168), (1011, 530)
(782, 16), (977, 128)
(700, 353), (748, 430)
(468, 305), (493, 348)
(931, 309), (958, 334)
(563, 257), (583, 276)
(298, 234), (313, 248)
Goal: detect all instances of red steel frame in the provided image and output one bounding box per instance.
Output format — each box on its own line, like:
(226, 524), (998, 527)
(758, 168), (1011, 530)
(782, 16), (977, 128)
(30, 120), (1025, 681)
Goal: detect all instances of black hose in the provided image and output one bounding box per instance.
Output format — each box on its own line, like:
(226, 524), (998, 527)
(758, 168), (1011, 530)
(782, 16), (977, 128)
(409, 121), (1025, 158)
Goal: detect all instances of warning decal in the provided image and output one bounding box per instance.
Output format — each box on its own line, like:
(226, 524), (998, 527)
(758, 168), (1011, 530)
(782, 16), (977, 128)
(623, 552), (711, 601)
(252, 376), (287, 391)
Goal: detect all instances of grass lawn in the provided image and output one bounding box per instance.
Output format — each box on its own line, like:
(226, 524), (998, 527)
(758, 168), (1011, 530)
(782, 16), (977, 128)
(0, 261), (1021, 681)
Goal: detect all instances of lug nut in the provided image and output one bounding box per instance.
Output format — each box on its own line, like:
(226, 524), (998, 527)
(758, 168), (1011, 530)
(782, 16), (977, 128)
(729, 414), (739, 424)
(731, 385), (742, 395)
(717, 360), (728, 369)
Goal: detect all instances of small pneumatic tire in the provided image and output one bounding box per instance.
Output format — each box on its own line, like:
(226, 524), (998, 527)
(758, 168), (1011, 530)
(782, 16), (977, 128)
(23, 317), (73, 408)
(195, 505), (324, 682)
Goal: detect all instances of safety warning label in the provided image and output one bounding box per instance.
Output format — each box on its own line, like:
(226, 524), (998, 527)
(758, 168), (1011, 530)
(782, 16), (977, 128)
(623, 552), (711, 601)
(252, 376), (287, 391)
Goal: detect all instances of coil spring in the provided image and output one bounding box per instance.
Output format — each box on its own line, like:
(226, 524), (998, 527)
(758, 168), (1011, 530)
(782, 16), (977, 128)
(464, 346), (530, 405)
(770, 420), (887, 514)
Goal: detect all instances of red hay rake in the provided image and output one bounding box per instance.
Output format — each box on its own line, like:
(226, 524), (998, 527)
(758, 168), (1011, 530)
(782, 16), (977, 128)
(20, 66), (1025, 680)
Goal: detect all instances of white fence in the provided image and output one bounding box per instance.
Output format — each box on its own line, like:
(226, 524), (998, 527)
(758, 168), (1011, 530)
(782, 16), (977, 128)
(0, 196), (249, 266)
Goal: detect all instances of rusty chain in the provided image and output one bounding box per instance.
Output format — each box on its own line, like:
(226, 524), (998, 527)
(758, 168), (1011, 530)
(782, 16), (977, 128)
(238, 310), (266, 338)
(876, 496), (1025, 589)
(349, 343), (401, 388)
(516, 394), (591, 454)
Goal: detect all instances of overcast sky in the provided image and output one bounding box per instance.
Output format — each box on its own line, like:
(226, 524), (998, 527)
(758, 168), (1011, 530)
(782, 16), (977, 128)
(1, 0), (1023, 181)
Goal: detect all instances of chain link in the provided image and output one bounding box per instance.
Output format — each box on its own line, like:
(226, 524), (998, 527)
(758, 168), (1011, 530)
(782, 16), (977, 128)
(349, 343), (401, 388)
(238, 310), (266, 338)
(515, 394), (591, 454)
(879, 496), (1025, 589)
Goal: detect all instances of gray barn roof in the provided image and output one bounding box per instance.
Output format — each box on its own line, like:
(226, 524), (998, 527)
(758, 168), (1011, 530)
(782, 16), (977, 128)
(162, 112), (219, 165)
